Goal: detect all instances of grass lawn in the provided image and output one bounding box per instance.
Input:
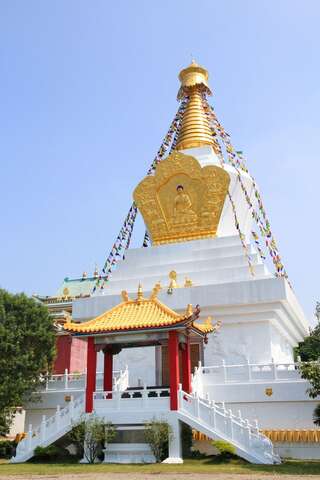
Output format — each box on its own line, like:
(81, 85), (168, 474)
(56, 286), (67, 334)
(1, 458), (320, 476)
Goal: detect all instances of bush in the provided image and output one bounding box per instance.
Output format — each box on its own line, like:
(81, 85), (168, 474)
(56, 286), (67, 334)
(0, 440), (16, 458)
(68, 415), (116, 464)
(313, 403), (320, 426)
(144, 419), (172, 463)
(211, 440), (236, 459)
(33, 445), (70, 462)
(189, 449), (207, 459)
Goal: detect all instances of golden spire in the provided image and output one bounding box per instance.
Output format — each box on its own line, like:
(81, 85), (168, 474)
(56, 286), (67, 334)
(137, 283), (143, 302)
(175, 60), (218, 152)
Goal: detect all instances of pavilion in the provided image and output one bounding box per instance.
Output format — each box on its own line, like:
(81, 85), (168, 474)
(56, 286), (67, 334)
(63, 284), (214, 413)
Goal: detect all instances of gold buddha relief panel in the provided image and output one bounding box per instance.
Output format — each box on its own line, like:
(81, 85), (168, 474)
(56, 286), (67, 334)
(133, 151), (230, 245)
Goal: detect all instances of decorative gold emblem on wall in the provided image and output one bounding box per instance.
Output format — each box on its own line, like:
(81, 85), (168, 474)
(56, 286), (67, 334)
(133, 151), (230, 245)
(265, 388), (273, 397)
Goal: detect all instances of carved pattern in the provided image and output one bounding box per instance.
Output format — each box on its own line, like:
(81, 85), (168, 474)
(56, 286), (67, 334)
(133, 152), (230, 245)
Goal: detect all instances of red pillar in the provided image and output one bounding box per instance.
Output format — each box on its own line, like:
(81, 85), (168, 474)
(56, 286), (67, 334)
(103, 348), (113, 397)
(85, 337), (97, 413)
(182, 336), (192, 393)
(168, 330), (180, 410)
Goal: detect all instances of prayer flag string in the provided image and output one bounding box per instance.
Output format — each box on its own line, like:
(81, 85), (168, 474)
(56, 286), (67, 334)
(92, 96), (190, 293)
(201, 95), (289, 282)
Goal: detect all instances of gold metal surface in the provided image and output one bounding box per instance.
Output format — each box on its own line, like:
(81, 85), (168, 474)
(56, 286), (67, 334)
(184, 277), (193, 287)
(178, 60), (211, 97)
(133, 151), (230, 245)
(176, 61), (218, 152)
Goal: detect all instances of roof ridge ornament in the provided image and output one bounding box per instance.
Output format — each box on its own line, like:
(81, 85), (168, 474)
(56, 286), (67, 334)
(137, 283), (144, 303)
(121, 290), (130, 302)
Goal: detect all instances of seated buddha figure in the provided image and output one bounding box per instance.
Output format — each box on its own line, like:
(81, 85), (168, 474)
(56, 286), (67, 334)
(172, 184), (197, 225)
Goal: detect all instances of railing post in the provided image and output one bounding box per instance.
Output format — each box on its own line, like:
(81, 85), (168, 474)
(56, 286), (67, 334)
(116, 390), (121, 410)
(40, 415), (46, 442)
(55, 405), (61, 430)
(246, 359), (252, 382)
(45, 374), (49, 391)
(209, 401), (216, 428)
(28, 424), (32, 450)
(142, 384), (148, 408)
(229, 409), (234, 440)
(178, 384), (182, 410)
(246, 419), (251, 447)
(69, 395), (74, 418)
(194, 392), (200, 418)
(222, 360), (227, 383)
(272, 359), (278, 380)
(64, 369), (69, 390)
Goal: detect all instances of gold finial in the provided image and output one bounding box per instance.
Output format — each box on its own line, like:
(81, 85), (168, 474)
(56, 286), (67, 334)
(63, 287), (70, 298)
(178, 60), (211, 94)
(175, 61), (218, 152)
(185, 304), (193, 317)
(121, 290), (129, 302)
(137, 283), (143, 301)
(205, 316), (212, 327)
(168, 270), (178, 288)
(184, 277), (193, 288)
(150, 281), (162, 300)
(93, 264), (99, 278)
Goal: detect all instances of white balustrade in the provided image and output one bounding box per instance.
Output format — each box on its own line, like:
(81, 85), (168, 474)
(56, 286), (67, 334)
(178, 388), (279, 464)
(93, 387), (170, 413)
(200, 362), (304, 385)
(12, 394), (85, 463)
(40, 368), (128, 392)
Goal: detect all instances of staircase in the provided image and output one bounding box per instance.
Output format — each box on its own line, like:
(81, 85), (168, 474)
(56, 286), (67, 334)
(11, 394), (85, 463)
(11, 387), (279, 464)
(178, 389), (279, 464)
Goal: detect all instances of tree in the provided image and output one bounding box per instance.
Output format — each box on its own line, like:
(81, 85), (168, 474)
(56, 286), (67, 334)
(298, 361), (320, 399)
(68, 415), (116, 464)
(0, 289), (56, 432)
(296, 325), (320, 361)
(298, 361), (320, 427)
(144, 419), (172, 463)
(313, 403), (320, 426)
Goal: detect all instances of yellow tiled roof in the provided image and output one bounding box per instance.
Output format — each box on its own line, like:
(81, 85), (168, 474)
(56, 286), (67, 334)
(63, 286), (216, 335)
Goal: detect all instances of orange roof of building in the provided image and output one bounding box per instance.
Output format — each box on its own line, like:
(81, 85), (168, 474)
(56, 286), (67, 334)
(63, 285), (217, 336)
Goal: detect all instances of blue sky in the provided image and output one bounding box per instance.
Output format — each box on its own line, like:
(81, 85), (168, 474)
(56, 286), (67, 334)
(0, 1), (319, 323)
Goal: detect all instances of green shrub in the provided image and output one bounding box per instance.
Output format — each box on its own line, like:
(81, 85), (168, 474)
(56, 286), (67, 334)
(211, 440), (236, 459)
(68, 415), (116, 464)
(189, 449), (207, 459)
(144, 420), (172, 463)
(33, 445), (70, 462)
(0, 439), (16, 458)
